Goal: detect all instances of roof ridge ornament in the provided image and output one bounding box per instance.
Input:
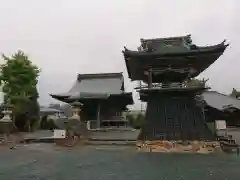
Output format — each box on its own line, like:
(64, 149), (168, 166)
(222, 39), (230, 47)
(183, 34), (192, 44)
(221, 39), (226, 45)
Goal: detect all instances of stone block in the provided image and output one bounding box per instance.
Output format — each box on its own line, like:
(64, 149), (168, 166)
(136, 140), (222, 154)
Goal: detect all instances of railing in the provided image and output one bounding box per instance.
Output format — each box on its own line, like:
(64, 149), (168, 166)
(136, 81), (207, 90)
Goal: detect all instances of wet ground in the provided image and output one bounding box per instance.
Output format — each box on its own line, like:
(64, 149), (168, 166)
(1, 129), (240, 179)
(0, 143), (240, 180)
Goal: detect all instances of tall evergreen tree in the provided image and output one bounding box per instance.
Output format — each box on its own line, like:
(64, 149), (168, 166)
(0, 50), (40, 131)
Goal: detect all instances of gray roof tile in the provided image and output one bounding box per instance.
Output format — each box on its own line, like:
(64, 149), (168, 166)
(40, 107), (61, 113)
(51, 73), (125, 99)
(202, 91), (240, 111)
(69, 77), (123, 95)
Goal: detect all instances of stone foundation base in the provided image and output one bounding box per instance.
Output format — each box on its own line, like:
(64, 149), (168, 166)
(0, 133), (23, 147)
(55, 136), (87, 147)
(136, 140), (222, 154)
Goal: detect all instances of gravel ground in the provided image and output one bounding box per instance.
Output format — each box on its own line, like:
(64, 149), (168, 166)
(0, 143), (240, 180)
(1, 129), (240, 179)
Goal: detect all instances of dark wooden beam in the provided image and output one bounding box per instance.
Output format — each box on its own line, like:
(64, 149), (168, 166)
(148, 69), (153, 88)
(97, 102), (101, 129)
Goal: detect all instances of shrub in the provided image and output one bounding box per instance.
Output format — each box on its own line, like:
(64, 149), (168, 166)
(132, 113), (145, 129)
(126, 112), (145, 129)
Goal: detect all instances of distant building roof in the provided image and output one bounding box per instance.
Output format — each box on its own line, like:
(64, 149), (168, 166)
(77, 73), (123, 80)
(50, 72), (133, 104)
(40, 107), (61, 113)
(202, 91), (240, 111)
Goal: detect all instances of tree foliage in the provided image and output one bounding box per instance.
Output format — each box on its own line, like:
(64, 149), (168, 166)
(126, 112), (145, 129)
(0, 50), (40, 131)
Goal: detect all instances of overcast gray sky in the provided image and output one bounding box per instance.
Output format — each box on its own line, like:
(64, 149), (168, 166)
(0, 0), (239, 109)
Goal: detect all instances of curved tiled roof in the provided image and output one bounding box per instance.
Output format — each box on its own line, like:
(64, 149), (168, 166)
(202, 91), (240, 111)
(122, 35), (229, 81)
(50, 72), (133, 104)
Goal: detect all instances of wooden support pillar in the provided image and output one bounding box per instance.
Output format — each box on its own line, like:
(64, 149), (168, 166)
(148, 69), (153, 88)
(97, 102), (101, 129)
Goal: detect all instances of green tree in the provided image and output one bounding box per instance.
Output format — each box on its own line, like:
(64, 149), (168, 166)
(132, 113), (145, 129)
(0, 50), (40, 131)
(125, 112), (135, 126)
(126, 112), (145, 129)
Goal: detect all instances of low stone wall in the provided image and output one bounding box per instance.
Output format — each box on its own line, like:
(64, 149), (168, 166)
(0, 133), (25, 147)
(136, 140), (222, 154)
(55, 135), (88, 147)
